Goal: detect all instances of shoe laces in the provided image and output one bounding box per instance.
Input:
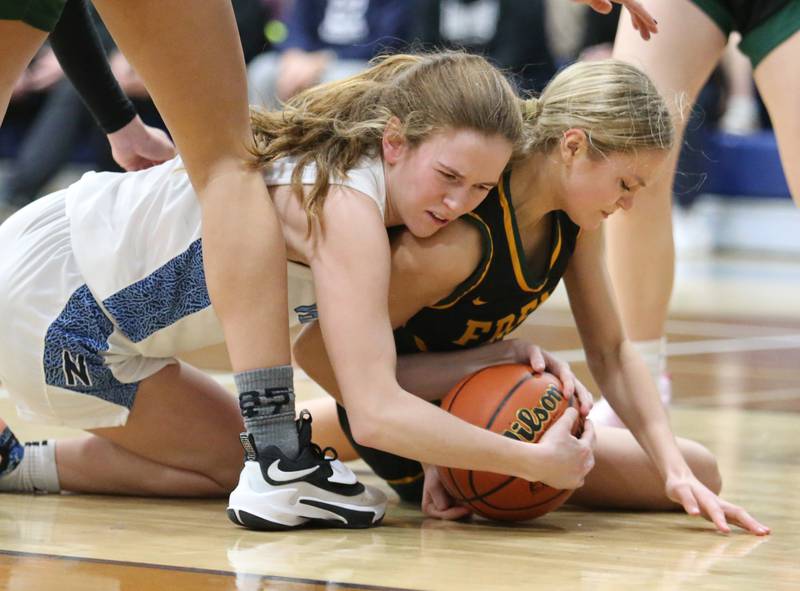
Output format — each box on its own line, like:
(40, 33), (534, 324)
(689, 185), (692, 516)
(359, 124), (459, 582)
(311, 443), (339, 462)
(297, 409), (339, 463)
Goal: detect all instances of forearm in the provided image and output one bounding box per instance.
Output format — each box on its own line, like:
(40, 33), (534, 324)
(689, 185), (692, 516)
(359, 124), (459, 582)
(296, 326), (546, 480)
(298, 321), (523, 401)
(588, 341), (691, 480)
(396, 340), (520, 400)
(350, 382), (546, 481)
(49, 0), (136, 133)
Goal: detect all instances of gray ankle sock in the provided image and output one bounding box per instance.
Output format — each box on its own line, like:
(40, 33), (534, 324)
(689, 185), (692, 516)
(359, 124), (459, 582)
(235, 365), (298, 458)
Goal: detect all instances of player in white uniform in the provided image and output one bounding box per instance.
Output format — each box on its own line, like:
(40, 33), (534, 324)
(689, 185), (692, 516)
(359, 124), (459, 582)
(0, 154), (380, 429)
(0, 52), (524, 530)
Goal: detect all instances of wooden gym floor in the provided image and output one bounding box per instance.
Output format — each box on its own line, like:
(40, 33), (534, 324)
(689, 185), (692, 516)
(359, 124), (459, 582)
(1, 252), (799, 590)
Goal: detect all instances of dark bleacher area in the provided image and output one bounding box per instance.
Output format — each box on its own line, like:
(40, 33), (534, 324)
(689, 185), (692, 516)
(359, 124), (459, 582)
(703, 131), (790, 199)
(0, 120), (96, 164)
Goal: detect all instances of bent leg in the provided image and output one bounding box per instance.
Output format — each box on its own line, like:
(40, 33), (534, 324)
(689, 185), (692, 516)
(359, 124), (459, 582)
(754, 31), (800, 208)
(609, 0), (726, 342)
(57, 362), (245, 496)
(570, 426), (721, 510)
(0, 20), (46, 121)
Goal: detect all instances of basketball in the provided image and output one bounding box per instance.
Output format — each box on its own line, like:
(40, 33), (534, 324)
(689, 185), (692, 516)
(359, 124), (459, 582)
(437, 364), (583, 521)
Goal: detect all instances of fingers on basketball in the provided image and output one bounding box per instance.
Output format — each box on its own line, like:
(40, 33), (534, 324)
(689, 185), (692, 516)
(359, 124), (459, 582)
(437, 364), (580, 522)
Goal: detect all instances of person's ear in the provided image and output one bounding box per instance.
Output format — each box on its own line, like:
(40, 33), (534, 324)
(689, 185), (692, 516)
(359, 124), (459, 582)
(559, 128), (589, 164)
(382, 116), (407, 164)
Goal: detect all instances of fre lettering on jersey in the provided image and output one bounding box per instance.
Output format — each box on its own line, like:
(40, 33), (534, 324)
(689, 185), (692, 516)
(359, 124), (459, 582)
(452, 293), (549, 346)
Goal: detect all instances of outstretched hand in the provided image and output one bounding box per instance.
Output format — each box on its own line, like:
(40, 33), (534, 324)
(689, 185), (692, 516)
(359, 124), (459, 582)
(107, 115), (176, 171)
(665, 472), (771, 535)
(574, 0), (659, 40)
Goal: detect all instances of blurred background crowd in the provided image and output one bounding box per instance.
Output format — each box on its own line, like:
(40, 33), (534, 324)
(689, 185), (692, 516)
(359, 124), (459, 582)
(1, 0), (794, 257)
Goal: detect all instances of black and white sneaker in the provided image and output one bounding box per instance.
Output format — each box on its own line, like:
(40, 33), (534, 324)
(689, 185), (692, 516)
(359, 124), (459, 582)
(227, 410), (387, 530)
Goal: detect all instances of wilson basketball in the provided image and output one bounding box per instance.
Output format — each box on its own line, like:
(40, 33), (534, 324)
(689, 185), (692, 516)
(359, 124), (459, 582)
(437, 364), (582, 521)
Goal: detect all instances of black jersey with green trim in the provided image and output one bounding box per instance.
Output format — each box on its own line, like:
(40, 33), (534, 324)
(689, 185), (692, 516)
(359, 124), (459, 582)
(394, 170), (580, 354)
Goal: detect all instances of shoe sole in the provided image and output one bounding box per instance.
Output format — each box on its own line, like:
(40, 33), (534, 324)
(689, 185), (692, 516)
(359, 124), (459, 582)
(226, 507), (384, 531)
(226, 462), (386, 530)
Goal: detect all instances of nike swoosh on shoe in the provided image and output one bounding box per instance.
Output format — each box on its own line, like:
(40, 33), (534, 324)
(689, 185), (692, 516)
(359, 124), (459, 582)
(267, 460), (320, 482)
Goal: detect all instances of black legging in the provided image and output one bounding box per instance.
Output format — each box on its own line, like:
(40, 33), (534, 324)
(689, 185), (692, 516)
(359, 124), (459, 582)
(336, 403), (426, 504)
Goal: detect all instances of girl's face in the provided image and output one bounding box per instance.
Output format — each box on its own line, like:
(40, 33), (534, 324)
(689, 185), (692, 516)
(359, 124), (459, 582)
(383, 125), (513, 237)
(558, 130), (667, 230)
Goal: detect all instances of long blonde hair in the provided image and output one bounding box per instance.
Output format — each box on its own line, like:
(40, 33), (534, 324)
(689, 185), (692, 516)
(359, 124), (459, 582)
(521, 59), (674, 157)
(250, 52), (524, 222)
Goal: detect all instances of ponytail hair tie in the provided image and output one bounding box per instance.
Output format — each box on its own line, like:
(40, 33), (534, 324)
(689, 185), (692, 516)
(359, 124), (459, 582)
(524, 98), (542, 120)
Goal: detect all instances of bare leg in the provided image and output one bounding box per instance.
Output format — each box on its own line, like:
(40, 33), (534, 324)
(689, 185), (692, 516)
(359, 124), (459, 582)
(92, 0), (290, 371)
(570, 426), (721, 510)
(754, 31), (800, 208)
(719, 33), (760, 134)
(56, 362), (245, 496)
(0, 21), (46, 122)
(608, 0), (726, 343)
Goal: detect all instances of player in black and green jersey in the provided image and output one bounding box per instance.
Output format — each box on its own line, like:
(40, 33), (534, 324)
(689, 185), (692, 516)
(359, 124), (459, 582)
(294, 59), (769, 535)
(393, 170), (580, 354)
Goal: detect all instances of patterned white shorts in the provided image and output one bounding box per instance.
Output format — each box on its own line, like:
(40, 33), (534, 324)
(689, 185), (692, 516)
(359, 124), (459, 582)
(0, 191), (173, 429)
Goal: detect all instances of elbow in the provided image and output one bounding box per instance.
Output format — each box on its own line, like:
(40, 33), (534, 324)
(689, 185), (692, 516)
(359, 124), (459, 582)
(347, 415), (381, 449)
(584, 350), (614, 382)
(345, 406), (388, 450)
(584, 340), (625, 378)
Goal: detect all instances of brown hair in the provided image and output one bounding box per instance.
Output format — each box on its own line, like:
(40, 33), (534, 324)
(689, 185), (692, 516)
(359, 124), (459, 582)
(250, 52), (523, 223)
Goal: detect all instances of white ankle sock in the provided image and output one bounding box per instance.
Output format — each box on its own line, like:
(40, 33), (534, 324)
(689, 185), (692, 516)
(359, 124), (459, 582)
(631, 337), (667, 379)
(0, 440), (61, 493)
(632, 337), (671, 404)
(589, 337), (671, 427)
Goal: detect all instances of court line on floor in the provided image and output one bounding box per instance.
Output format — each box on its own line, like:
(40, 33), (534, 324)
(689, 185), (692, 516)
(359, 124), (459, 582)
(664, 319), (800, 338)
(0, 549), (420, 591)
(553, 333), (800, 363)
(52, 334), (800, 392)
(690, 386), (800, 406)
(532, 310), (799, 338)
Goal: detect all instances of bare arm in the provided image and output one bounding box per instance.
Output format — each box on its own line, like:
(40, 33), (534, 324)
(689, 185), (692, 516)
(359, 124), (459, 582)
(563, 227), (769, 535)
(301, 209), (593, 489)
(564, 229), (676, 457)
(296, 219), (485, 396)
(299, 221), (525, 396)
(299, 221), (583, 399)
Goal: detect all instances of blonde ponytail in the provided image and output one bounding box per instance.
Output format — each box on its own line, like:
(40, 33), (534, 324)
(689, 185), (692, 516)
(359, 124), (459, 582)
(523, 59), (674, 156)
